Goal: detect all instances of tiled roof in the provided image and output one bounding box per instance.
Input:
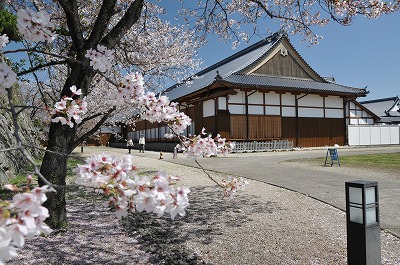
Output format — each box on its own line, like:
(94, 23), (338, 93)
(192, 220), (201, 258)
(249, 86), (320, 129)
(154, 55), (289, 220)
(165, 33), (280, 100)
(164, 31), (368, 101)
(359, 96), (400, 117)
(222, 74), (366, 96)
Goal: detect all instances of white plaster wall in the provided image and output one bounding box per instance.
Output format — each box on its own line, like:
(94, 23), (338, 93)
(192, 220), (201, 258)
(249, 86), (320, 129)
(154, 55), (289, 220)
(281, 93), (295, 106)
(203, 99), (215, 117)
(265, 92), (280, 105)
(350, 111), (356, 117)
(325, 96), (343, 108)
(229, 105), (245, 114)
(298, 107), (324, 118)
(358, 119), (367, 125)
(229, 90), (245, 104)
(248, 92), (264, 104)
(298, 94), (323, 107)
(381, 128), (391, 144)
(282, 107), (296, 117)
(218, 97), (227, 110)
(350, 118), (359, 125)
(325, 109), (343, 118)
(266, 106), (280, 115)
(359, 127), (371, 145)
(248, 105), (264, 115)
(390, 126), (400, 144)
(370, 127), (381, 145)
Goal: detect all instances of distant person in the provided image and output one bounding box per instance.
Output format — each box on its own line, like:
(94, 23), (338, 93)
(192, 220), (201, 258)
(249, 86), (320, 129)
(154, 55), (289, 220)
(127, 138), (134, 154)
(138, 134), (145, 153)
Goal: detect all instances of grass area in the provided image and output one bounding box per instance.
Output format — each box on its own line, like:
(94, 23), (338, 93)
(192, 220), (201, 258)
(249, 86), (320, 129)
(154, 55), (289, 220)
(0, 156), (84, 200)
(290, 152), (400, 172)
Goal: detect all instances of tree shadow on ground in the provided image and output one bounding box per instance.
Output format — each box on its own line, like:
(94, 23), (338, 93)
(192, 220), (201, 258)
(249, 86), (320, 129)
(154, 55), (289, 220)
(122, 186), (281, 265)
(7, 187), (153, 265)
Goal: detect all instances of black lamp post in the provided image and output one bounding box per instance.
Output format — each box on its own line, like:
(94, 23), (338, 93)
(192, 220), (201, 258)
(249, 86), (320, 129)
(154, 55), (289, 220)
(345, 180), (381, 265)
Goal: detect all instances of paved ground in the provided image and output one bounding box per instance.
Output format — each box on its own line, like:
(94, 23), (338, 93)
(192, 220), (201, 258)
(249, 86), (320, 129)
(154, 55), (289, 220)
(113, 145), (400, 238)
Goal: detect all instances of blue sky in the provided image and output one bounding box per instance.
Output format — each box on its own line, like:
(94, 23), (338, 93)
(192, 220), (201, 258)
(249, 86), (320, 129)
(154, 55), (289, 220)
(196, 14), (400, 101)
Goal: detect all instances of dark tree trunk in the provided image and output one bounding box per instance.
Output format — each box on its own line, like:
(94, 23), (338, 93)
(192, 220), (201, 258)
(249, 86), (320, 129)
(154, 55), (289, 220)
(39, 123), (76, 228)
(38, 0), (144, 229)
(39, 63), (94, 228)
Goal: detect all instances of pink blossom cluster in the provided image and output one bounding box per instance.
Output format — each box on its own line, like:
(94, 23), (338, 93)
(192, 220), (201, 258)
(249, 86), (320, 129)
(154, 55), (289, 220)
(49, 86), (87, 128)
(221, 176), (249, 197)
(139, 92), (192, 135)
(332, 0), (399, 19)
(177, 128), (234, 158)
(0, 180), (52, 264)
(75, 154), (190, 220)
(17, 8), (56, 42)
(0, 62), (17, 95)
(0, 34), (9, 49)
(85, 45), (114, 72)
(115, 72), (145, 103)
(116, 72), (192, 135)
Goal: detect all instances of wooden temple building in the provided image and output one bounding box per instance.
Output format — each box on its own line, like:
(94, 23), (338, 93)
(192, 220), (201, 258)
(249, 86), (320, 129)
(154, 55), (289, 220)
(128, 30), (378, 148)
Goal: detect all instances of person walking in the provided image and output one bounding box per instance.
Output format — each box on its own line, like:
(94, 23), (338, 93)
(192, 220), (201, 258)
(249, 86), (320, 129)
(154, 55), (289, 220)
(127, 138), (134, 154)
(139, 134), (145, 153)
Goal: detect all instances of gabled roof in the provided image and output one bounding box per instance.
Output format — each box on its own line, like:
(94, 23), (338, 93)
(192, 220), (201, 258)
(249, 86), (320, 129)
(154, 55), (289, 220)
(164, 30), (368, 101)
(359, 96), (400, 117)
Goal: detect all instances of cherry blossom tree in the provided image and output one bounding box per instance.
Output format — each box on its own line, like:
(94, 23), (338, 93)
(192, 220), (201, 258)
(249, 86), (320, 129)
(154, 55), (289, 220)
(0, 0), (399, 262)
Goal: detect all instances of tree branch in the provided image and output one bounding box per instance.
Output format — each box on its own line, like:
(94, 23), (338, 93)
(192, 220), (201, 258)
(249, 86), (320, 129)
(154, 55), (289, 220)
(17, 60), (67, 76)
(56, 0), (85, 51)
(101, 0), (144, 48)
(73, 106), (116, 148)
(85, 0), (118, 49)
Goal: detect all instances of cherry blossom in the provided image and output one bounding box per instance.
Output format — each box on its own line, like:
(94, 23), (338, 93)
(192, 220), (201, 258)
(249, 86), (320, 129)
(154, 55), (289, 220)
(177, 130), (235, 158)
(0, 34), (9, 49)
(221, 176), (249, 197)
(16, 8), (56, 42)
(75, 154), (190, 220)
(0, 62), (17, 95)
(85, 45), (114, 73)
(49, 87), (87, 128)
(0, 183), (52, 264)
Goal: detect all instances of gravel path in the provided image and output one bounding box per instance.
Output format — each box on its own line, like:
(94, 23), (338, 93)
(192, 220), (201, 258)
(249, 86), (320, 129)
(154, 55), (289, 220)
(7, 148), (400, 264)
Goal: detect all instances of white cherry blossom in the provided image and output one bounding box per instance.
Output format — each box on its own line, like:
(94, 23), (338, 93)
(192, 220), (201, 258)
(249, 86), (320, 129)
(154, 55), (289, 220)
(16, 8), (56, 42)
(0, 34), (9, 49)
(0, 62), (17, 95)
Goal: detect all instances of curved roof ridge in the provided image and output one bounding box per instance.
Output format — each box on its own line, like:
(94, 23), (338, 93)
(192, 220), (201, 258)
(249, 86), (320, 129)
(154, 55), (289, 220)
(359, 96), (399, 104)
(197, 31), (283, 77)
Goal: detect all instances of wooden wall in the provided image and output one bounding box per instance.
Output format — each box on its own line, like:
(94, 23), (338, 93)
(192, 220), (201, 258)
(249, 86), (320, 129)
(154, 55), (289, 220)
(282, 117), (345, 147)
(253, 52), (313, 79)
(230, 115), (282, 140)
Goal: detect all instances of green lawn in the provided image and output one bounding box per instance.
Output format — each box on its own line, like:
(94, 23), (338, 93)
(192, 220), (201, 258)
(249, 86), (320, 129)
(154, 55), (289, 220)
(291, 152), (400, 172)
(0, 156), (84, 200)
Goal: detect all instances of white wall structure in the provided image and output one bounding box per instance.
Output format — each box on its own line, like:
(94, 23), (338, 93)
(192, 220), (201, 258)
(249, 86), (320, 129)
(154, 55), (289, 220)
(203, 99), (215, 117)
(348, 101), (375, 125)
(248, 91), (264, 104)
(348, 125), (400, 145)
(218, 97), (227, 110)
(265, 92), (280, 105)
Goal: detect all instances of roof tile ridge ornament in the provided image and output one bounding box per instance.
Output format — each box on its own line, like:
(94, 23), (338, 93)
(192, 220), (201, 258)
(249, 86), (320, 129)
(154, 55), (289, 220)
(277, 28), (288, 38)
(215, 71), (222, 80)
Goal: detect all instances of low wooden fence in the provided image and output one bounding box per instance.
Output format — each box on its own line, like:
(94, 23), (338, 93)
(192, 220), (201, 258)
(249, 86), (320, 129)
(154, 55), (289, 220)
(232, 140), (293, 152)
